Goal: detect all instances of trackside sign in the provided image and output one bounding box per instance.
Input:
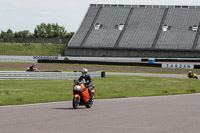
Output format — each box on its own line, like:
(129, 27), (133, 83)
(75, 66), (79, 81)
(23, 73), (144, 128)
(162, 64), (194, 69)
(33, 56), (58, 60)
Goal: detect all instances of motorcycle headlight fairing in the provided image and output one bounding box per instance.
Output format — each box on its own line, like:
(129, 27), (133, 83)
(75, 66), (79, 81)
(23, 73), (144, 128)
(74, 86), (82, 91)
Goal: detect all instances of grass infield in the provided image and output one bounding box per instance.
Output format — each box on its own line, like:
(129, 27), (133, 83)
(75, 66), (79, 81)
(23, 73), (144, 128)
(0, 43), (65, 56)
(0, 75), (199, 106)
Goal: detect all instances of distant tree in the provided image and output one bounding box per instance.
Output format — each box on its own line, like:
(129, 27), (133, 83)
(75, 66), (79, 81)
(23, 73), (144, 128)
(14, 32), (20, 38)
(34, 23), (47, 38)
(7, 29), (14, 38)
(46, 23), (54, 38)
(0, 29), (14, 38)
(66, 32), (74, 40)
(51, 23), (59, 38)
(0, 23), (73, 40)
(34, 23), (68, 38)
(14, 30), (31, 38)
(0, 30), (7, 38)
(58, 25), (67, 38)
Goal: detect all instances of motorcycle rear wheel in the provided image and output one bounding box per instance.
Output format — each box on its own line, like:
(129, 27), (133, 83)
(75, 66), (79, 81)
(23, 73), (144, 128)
(73, 97), (79, 109)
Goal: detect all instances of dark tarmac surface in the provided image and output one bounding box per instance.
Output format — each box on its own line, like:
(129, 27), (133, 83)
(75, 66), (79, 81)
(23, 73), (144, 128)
(1, 63), (200, 74)
(1, 94), (200, 133)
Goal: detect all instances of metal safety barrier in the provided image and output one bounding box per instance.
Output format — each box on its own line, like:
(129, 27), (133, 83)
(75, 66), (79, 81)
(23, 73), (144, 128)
(0, 56), (37, 63)
(0, 71), (103, 80)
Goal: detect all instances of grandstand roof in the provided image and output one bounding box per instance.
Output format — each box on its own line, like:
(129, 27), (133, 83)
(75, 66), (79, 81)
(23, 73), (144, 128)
(90, 4), (200, 9)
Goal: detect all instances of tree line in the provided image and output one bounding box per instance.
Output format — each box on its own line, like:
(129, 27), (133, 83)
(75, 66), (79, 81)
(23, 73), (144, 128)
(0, 23), (74, 40)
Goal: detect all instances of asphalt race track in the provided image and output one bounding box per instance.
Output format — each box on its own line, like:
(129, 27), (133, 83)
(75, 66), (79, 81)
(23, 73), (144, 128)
(1, 94), (200, 133)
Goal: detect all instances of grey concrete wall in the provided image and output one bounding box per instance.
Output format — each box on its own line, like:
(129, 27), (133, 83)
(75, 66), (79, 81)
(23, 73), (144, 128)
(64, 47), (200, 58)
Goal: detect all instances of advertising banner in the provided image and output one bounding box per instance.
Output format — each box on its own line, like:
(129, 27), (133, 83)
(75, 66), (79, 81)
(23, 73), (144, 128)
(162, 64), (194, 69)
(33, 56), (58, 60)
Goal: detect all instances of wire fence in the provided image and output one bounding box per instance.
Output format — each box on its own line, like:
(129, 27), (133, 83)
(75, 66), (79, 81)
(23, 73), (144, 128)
(0, 38), (69, 44)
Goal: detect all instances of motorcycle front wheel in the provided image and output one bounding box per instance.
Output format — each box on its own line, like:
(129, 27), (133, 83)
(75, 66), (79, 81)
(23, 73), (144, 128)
(73, 97), (79, 109)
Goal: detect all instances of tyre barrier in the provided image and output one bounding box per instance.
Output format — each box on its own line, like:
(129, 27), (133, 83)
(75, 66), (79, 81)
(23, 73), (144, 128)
(0, 71), (103, 80)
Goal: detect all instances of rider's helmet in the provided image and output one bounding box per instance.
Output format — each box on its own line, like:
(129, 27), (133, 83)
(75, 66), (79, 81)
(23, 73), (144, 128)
(31, 65), (34, 67)
(189, 71), (192, 73)
(82, 68), (88, 76)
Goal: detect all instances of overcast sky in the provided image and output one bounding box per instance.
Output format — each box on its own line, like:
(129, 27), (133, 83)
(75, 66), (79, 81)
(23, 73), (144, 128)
(1, 0), (200, 33)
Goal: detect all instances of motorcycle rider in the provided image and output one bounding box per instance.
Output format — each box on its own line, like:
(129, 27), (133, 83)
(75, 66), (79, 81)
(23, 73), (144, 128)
(30, 65), (35, 71)
(78, 68), (93, 99)
(188, 71), (193, 77)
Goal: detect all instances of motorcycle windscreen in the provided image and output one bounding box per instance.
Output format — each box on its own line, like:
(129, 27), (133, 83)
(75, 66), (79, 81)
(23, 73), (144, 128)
(82, 90), (90, 102)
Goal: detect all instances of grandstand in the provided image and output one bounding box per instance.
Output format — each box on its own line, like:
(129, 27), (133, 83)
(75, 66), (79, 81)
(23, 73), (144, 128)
(65, 4), (200, 58)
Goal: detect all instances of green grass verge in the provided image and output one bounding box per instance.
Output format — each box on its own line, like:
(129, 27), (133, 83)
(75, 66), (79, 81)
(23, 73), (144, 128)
(0, 43), (66, 56)
(0, 75), (199, 106)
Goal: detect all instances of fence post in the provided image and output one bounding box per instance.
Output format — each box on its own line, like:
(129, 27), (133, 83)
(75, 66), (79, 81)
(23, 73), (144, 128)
(4, 43), (6, 55)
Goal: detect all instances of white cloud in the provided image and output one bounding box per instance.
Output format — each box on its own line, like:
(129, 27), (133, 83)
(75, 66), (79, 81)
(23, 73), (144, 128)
(41, 11), (55, 16)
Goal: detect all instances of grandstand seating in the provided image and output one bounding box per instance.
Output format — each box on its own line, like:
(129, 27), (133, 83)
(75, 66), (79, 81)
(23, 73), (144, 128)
(68, 6), (101, 47)
(66, 4), (200, 57)
(118, 8), (165, 48)
(83, 7), (130, 48)
(156, 8), (200, 50)
(196, 37), (200, 50)
(195, 23), (200, 49)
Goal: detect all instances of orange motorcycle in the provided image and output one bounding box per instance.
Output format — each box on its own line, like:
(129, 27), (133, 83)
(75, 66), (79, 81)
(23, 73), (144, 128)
(72, 79), (94, 109)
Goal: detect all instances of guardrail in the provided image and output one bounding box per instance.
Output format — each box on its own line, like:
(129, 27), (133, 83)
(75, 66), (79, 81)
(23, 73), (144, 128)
(0, 71), (103, 80)
(0, 56), (37, 63)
